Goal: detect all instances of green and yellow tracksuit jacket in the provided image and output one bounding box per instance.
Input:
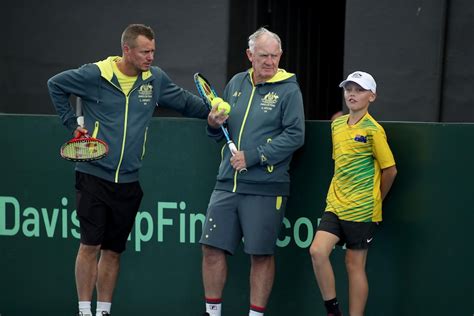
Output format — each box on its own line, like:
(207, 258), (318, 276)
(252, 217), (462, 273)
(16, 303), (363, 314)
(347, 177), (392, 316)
(208, 69), (305, 196)
(48, 56), (209, 183)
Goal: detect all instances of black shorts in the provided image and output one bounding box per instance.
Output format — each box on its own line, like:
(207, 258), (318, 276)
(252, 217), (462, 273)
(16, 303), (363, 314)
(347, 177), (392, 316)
(317, 211), (379, 250)
(75, 171), (143, 253)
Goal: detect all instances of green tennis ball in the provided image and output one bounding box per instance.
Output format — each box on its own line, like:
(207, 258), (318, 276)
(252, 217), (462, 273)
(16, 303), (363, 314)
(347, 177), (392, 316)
(211, 97), (223, 108)
(218, 102), (231, 115)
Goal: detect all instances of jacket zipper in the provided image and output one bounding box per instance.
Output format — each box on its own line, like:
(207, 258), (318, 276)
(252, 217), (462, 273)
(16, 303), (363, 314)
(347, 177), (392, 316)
(232, 86), (256, 192)
(114, 86), (138, 183)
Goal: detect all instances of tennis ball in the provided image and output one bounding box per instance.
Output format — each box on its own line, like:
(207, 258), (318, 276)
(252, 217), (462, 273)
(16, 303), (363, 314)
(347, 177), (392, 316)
(211, 97), (223, 108)
(218, 102), (231, 115)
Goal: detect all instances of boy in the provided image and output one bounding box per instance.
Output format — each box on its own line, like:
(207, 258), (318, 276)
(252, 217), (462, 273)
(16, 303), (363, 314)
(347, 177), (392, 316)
(309, 71), (397, 316)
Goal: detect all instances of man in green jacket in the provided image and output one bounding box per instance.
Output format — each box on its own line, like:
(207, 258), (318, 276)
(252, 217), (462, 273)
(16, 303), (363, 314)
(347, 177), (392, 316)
(48, 24), (210, 316)
(201, 27), (306, 316)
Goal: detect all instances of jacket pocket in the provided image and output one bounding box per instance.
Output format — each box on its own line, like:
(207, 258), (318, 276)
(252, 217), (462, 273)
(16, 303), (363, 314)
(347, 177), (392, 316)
(266, 138), (274, 173)
(92, 121), (100, 138)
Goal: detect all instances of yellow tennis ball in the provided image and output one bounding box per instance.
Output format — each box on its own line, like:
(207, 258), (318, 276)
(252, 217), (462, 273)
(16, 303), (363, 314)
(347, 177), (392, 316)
(218, 102), (231, 115)
(211, 97), (223, 108)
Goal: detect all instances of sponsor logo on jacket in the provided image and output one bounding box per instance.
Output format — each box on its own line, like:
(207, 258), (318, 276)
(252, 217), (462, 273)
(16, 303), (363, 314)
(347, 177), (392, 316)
(138, 83), (153, 105)
(260, 92), (279, 112)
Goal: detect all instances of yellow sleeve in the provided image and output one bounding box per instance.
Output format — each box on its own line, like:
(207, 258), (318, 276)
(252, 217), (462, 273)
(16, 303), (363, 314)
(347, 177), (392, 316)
(372, 129), (395, 169)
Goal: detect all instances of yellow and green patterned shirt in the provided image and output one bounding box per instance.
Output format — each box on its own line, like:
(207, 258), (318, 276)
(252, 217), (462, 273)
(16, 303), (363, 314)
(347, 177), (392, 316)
(325, 113), (395, 222)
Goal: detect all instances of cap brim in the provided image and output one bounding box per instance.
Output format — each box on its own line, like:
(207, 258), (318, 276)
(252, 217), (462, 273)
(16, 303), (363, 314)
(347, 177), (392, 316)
(339, 80), (349, 88)
(339, 79), (375, 93)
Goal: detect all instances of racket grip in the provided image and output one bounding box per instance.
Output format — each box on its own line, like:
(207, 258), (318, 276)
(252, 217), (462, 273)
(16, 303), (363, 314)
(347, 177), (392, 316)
(227, 141), (238, 155)
(77, 116), (84, 127)
(227, 141), (247, 174)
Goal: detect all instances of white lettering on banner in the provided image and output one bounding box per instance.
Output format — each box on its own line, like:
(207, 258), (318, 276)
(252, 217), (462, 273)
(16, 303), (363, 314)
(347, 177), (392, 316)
(0, 195), (319, 252)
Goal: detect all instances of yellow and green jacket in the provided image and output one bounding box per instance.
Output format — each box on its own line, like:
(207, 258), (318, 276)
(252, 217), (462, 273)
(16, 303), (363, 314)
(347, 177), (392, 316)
(209, 69), (305, 196)
(48, 56), (209, 183)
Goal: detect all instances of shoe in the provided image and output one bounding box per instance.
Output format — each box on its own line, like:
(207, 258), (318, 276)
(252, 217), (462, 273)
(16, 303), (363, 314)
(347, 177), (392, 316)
(99, 313), (110, 316)
(202, 313), (210, 316)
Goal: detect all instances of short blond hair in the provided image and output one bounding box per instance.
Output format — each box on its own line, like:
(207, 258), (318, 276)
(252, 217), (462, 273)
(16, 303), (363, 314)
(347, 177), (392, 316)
(121, 24), (155, 48)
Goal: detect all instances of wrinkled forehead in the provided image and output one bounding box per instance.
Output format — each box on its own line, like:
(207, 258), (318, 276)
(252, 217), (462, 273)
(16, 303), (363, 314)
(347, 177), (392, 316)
(254, 36), (282, 53)
(128, 35), (155, 51)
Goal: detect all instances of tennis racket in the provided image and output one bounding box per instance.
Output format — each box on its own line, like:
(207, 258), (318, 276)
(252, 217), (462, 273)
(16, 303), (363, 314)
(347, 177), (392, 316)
(60, 97), (108, 162)
(194, 72), (247, 174)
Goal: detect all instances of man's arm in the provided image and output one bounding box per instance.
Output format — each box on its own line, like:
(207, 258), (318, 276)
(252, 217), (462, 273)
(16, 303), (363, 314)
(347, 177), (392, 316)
(157, 69), (210, 119)
(47, 65), (93, 132)
(244, 88), (305, 168)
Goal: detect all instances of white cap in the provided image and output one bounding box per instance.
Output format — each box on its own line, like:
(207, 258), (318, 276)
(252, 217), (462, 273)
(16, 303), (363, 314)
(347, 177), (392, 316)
(339, 71), (376, 93)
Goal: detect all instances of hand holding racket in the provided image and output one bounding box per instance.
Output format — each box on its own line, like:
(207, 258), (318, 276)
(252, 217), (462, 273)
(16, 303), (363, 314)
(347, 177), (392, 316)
(194, 73), (247, 174)
(60, 97), (108, 162)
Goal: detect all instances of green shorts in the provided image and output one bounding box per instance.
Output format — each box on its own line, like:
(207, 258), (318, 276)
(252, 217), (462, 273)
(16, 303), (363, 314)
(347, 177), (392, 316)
(199, 190), (287, 255)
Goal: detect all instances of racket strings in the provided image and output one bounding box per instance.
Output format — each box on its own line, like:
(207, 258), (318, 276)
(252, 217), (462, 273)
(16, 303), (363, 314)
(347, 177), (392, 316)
(61, 139), (107, 161)
(202, 81), (212, 95)
(196, 77), (217, 103)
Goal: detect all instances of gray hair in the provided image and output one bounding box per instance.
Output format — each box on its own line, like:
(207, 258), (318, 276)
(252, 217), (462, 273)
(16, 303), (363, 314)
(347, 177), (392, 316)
(248, 27), (282, 53)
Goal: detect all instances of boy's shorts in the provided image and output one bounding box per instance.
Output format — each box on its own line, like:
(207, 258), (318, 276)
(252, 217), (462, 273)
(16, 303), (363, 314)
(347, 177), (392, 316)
(199, 190), (287, 255)
(75, 171), (143, 253)
(317, 211), (379, 250)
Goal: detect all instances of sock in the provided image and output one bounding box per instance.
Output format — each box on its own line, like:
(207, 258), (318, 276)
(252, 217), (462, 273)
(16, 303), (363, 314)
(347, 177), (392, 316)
(249, 304), (265, 316)
(78, 301), (92, 315)
(96, 301), (112, 315)
(205, 297), (222, 316)
(324, 297), (342, 315)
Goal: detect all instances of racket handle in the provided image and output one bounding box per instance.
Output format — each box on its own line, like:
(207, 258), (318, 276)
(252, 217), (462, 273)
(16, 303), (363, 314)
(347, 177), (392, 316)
(227, 141), (238, 155)
(76, 97), (84, 128)
(77, 116), (84, 127)
(76, 97), (83, 116)
(75, 116), (88, 139)
(227, 141), (248, 174)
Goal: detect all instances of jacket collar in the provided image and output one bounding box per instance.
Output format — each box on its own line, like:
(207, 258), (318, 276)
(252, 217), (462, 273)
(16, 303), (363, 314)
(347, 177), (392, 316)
(94, 56), (153, 81)
(248, 68), (294, 85)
